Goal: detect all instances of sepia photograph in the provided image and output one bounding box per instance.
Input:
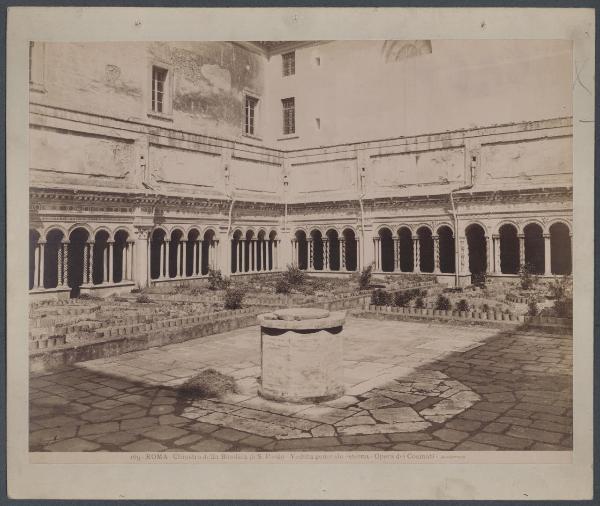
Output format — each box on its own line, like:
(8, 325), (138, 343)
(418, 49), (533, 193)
(7, 6), (594, 501)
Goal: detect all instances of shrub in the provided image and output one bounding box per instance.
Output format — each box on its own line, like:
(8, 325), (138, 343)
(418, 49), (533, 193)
(553, 297), (573, 318)
(371, 289), (391, 306)
(518, 263), (537, 291)
(472, 272), (487, 288)
(224, 286), (244, 310)
(275, 277), (291, 294)
(456, 299), (470, 312)
(177, 369), (237, 400)
(527, 300), (539, 316)
(283, 265), (306, 287)
(394, 291), (412, 307)
(549, 276), (571, 300)
(358, 264), (373, 290)
(208, 269), (230, 290)
(435, 294), (452, 311)
(414, 297), (425, 309)
(136, 294), (152, 304)
(481, 303), (490, 313)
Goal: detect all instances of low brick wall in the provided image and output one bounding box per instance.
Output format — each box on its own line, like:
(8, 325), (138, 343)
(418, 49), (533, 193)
(357, 305), (572, 333)
(30, 308), (264, 373)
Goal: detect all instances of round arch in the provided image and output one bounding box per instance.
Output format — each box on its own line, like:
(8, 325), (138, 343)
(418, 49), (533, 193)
(437, 225), (455, 273)
(310, 229), (324, 270)
(416, 226), (434, 273)
(44, 225), (68, 240)
(377, 227), (394, 272)
(523, 222), (545, 274)
(494, 220), (521, 236)
(499, 223), (520, 274)
(397, 226), (413, 272)
(294, 229), (309, 270)
(465, 223), (487, 277)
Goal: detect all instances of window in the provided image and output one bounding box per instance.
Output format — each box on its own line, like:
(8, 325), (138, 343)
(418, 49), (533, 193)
(282, 97), (295, 135)
(244, 95), (259, 136)
(282, 52), (295, 77)
(151, 66), (168, 113)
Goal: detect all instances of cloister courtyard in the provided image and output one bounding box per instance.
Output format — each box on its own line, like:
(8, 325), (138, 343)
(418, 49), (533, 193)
(30, 316), (572, 453)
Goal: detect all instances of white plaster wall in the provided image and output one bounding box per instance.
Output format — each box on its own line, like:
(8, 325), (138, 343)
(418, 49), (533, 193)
(264, 40), (572, 148)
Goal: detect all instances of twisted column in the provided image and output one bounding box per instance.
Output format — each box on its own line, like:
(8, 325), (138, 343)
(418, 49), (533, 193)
(323, 239), (329, 270)
(87, 241), (94, 284)
(61, 240), (69, 287)
(412, 236), (420, 273)
(433, 235), (440, 273)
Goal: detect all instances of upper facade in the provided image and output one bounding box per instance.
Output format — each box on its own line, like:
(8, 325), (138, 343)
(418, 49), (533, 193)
(29, 40), (573, 204)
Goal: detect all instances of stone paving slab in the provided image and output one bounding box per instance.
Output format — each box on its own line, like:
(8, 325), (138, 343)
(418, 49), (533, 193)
(29, 318), (572, 452)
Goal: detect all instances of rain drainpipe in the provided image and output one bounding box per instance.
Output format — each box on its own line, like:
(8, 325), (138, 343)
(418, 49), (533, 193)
(227, 197), (235, 236)
(449, 183), (473, 287)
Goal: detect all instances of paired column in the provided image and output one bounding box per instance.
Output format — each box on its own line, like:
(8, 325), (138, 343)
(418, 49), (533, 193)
(412, 236), (420, 273)
(164, 239), (170, 278)
(485, 235), (492, 273)
(323, 239), (329, 271)
(459, 238), (470, 275)
(126, 240), (134, 281)
(213, 240), (219, 271)
(393, 237), (400, 272)
(241, 240), (246, 272)
(543, 234), (551, 275)
(492, 234), (501, 273)
(518, 234), (525, 267)
(181, 240), (187, 277)
(196, 240), (203, 275)
(107, 240), (114, 283)
(291, 239), (297, 267)
(373, 237), (381, 271)
(33, 240), (46, 288)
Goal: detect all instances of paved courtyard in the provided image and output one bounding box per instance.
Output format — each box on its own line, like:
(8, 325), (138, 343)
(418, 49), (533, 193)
(30, 318), (572, 452)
